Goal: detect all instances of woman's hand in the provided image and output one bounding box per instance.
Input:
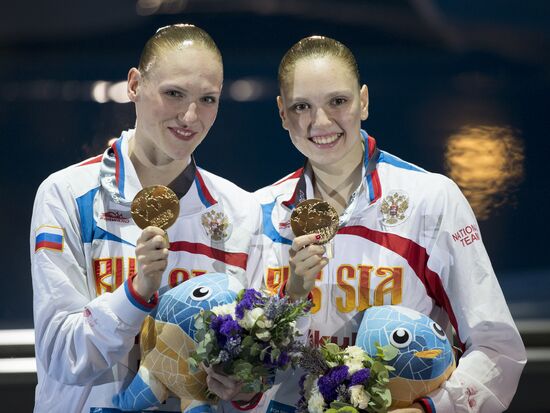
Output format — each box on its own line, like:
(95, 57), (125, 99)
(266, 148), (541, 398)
(203, 365), (258, 402)
(286, 233), (328, 300)
(132, 226), (169, 300)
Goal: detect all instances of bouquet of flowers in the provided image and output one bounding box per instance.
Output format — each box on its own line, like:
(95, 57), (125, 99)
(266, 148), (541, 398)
(189, 288), (311, 394)
(297, 342), (398, 413)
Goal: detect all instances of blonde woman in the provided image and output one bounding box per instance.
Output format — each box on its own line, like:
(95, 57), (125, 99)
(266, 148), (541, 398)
(251, 36), (526, 413)
(30, 24), (263, 412)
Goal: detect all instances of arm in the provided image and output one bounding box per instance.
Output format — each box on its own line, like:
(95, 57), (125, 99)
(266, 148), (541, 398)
(30, 177), (160, 385)
(422, 178), (526, 413)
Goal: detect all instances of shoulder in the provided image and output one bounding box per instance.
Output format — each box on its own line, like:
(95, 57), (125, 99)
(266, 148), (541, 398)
(197, 168), (261, 220)
(376, 150), (467, 211)
(198, 167), (253, 198)
(254, 168), (302, 203)
(36, 156), (102, 200)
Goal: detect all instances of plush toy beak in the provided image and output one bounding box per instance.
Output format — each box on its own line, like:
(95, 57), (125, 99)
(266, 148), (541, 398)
(414, 349), (442, 359)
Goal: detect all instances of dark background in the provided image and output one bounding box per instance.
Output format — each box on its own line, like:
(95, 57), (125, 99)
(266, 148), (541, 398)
(0, 1), (549, 411)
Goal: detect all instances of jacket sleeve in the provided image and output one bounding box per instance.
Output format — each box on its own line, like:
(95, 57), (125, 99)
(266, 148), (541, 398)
(423, 177), (526, 413)
(30, 175), (155, 385)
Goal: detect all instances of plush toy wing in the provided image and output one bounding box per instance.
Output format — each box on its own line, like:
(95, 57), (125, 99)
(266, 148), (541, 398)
(355, 305), (455, 408)
(113, 272), (244, 412)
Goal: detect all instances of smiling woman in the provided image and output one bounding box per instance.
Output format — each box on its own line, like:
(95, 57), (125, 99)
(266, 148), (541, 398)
(29, 24), (264, 413)
(253, 35), (527, 413)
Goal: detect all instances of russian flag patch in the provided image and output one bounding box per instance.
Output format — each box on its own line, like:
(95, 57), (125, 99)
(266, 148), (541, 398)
(35, 225), (64, 252)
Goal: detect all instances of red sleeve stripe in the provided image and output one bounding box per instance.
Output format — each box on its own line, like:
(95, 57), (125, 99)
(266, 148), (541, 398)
(416, 397), (436, 413)
(338, 225), (464, 351)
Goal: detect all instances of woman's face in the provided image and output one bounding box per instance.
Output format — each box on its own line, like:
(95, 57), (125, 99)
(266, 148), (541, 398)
(128, 45), (223, 164)
(278, 56), (369, 167)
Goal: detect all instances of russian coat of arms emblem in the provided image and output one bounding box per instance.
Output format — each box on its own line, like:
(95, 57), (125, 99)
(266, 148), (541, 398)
(380, 191), (410, 226)
(201, 210), (231, 241)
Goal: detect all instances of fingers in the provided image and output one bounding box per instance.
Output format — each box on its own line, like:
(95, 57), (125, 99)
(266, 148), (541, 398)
(289, 234), (328, 279)
(136, 226), (169, 249)
(204, 365), (243, 401)
(286, 233), (330, 300)
(290, 233), (322, 255)
(133, 226), (169, 299)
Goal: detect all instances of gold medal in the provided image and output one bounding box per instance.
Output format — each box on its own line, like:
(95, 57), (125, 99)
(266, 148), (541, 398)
(290, 199), (339, 245)
(131, 185), (179, 241)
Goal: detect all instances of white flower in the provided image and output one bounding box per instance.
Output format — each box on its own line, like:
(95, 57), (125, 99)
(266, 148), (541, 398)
(349, 385), (370, 410)
(307, 381), (325, 413)
(343, 346), (367, 374)
(211, 302), (236, 317)
(240, 307), (265, 329)
(255, 329), (272, 341)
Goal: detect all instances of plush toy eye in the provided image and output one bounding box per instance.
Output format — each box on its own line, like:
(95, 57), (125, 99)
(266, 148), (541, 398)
(431, 322), (447, 340)
(191, 286), (212, 301)
(389, 328), (413, 348)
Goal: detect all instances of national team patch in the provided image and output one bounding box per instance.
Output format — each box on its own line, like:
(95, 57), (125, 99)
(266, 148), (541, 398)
(35, 225), (64, 252)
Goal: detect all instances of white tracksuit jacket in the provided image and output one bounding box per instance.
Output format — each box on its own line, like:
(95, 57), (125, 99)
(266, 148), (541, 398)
(30, 129), (263, 413)
(250, 131), (526, 413)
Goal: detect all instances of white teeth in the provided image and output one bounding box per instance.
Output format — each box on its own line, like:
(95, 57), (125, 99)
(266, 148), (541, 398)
(173, 129), (193, 137)
(311, 133), (341, 145)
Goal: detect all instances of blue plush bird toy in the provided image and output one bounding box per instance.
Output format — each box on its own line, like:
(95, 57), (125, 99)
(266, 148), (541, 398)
(355, 305), (456, 408)
(113, 272), (244, 412)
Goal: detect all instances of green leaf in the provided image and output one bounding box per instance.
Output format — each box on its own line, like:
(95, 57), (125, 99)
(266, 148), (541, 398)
(270, 348), (281, 363)
(250, 343), (262, 357)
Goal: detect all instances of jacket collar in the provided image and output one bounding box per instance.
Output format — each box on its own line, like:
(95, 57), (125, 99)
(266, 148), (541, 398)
(282, 130), (381, 210)
(99, 129), (218, 207)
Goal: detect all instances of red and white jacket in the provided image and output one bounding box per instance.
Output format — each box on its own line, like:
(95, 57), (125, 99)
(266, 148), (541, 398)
(251, 131), (526, 413)
(30, 129), (263, 413)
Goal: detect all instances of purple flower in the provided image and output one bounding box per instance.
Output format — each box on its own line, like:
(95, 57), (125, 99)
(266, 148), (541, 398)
(318, 365), (349, 403)
(235, 289), (263, 319)
(350, 368), (371, 386)
(218, 350), (230, 362)
(220, 318), (242, 337)
(224, 335), (242, 357)
(277, 351), (290, 367)
(210, 315), (241, 346)
(263, 295), (287, 320)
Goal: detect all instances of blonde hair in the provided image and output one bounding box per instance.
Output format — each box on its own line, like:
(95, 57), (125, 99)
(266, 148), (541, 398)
(138, 24), (222, 75)
(278, 36), (359, 89)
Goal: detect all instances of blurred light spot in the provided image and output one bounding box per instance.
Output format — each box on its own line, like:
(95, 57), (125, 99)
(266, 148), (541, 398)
(445, 125), (524, 220)
(91, 81), (109, 103)
(136, 0), (186, 15)
(107, 81), (130, 103)
(136, 0), (163, 16)
(229, 79), (264, 102)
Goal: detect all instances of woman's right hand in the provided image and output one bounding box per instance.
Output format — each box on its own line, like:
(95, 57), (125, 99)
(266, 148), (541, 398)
(203, 365), (258, 402)
(132, 226), (169, 301)
(286, 233), (329, 300)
